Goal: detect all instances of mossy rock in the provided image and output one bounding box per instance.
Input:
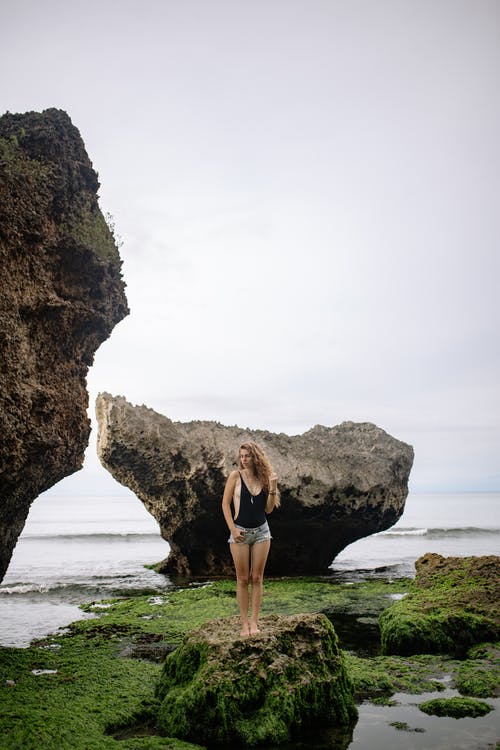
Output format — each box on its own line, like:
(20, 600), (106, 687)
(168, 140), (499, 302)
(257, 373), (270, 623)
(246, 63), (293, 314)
(156, 613), (357, 746)
(456, 643), (500, 697)
(419, 696), (493, 718)
(379, 554), (500, 656)
(379, 607), (495, 656)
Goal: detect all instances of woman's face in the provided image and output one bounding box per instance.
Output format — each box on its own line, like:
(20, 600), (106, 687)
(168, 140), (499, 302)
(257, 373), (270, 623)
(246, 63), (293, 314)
(239, 449), (253, 471)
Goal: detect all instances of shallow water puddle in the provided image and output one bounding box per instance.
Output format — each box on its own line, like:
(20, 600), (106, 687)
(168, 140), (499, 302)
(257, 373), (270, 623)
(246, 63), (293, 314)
(326, 611), (381, 656)
(201, 689), (499, 750)
(351, 689), (500, 750)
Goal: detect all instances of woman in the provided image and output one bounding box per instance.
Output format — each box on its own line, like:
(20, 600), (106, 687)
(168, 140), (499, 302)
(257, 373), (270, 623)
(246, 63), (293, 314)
(222, 441), (280, 636)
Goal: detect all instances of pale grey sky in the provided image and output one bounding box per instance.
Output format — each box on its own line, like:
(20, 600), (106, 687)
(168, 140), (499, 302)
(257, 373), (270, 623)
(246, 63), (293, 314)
(2, 0), (499, 492)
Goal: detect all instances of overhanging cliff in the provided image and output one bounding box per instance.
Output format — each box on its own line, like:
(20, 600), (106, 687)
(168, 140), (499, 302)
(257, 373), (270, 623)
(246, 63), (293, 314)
(0, 108), (128, 581)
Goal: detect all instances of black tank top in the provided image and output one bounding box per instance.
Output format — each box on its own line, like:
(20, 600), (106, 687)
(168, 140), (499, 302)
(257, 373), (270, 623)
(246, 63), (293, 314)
(234, 472), (267, 528)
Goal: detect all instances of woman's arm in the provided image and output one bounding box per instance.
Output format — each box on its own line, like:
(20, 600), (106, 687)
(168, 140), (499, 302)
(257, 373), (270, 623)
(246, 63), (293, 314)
(222, 470), (239, 535)
(266, 472), (280, 513)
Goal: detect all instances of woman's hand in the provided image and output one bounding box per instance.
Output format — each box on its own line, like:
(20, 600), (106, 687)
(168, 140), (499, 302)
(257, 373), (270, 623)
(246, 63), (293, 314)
(232, 527), (246, 543)
(266, 472), (280, 512)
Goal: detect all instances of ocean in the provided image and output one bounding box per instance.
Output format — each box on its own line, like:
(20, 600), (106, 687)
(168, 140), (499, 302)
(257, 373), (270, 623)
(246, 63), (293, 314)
(0, 491), (498, 648)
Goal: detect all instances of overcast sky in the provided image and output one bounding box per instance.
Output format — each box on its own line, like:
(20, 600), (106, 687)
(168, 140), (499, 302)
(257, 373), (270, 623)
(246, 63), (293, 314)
(2, 0), (499, 493)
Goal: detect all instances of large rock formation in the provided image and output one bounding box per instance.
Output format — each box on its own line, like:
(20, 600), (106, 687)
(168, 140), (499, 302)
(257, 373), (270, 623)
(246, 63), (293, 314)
(156, 613), (357, 746)
(0, 109), (128, 582)
(96, 393), (414, 576)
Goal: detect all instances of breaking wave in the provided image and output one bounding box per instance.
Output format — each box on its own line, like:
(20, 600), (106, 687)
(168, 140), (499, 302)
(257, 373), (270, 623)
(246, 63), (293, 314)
(20, 532), (161, 542)
(381, 526), (499, 538)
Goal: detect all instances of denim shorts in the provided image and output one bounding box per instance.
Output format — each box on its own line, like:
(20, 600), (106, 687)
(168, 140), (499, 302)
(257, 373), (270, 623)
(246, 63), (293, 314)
(228, 521), (272, 546)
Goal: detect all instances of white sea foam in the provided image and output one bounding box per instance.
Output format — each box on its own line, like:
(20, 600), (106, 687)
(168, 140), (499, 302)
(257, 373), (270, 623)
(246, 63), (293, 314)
(381, 528), (428, 536)
(381, 526), (499, 538)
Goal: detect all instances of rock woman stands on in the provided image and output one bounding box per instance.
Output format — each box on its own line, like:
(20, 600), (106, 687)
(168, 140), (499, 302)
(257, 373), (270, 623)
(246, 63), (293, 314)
(222, 442), (280, 636)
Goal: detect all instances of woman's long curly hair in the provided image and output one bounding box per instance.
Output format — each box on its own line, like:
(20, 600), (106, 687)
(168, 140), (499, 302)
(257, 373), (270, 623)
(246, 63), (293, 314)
(239, 442), (278, 501)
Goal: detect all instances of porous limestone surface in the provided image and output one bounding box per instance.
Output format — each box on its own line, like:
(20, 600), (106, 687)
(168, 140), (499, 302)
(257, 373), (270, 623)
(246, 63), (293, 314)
(0, 109), (128, 581)
(96, 393), (414, 576)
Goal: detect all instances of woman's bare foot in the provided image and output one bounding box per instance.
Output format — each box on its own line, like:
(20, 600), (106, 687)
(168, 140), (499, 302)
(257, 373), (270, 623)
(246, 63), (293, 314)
(240, 624), (250, 637)
(249, 622), (261, 635)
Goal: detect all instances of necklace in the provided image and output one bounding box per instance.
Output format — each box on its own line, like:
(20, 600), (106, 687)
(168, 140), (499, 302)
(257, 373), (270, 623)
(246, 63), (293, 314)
(243, 471), (260, 502)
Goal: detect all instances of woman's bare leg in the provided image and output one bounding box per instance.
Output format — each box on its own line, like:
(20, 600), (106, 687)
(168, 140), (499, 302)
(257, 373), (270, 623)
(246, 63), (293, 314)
(249, 540), (271, 634)
(230, 542), (251, 636)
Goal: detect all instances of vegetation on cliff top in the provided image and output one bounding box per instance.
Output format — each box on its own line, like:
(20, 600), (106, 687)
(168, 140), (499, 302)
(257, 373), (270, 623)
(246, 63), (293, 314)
(0, 133), (51, 180)
(0, 111), (120, 262)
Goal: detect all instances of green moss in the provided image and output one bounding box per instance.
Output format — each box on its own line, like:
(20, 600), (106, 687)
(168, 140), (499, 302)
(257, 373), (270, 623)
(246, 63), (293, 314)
(116, 742), (202, 750)
(0, 135), (51, 181)
(156, 614), (357, 746)
(76, 583), (239, 646)
(0, 633), (202, 750)
(347, 642), (500, 704)
(345, 652), (448, 699)
(66, 198), (119, 260)
(75, 577), (408, 647)
(379, 606), (495, 656)
(379, 556), (499, 656)
(419, 696), (493, 718)
(455, 643), (500, 697)
(1, 130), (118, 262)
(1, 576), (498, 748)
(4, 578), (377, 749)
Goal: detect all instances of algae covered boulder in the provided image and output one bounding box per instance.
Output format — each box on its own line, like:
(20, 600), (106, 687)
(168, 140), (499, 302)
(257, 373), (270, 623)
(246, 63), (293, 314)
(419, 696), (493, 718)
(156, 613), (357, 746)
(379, 554), (500, 656)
